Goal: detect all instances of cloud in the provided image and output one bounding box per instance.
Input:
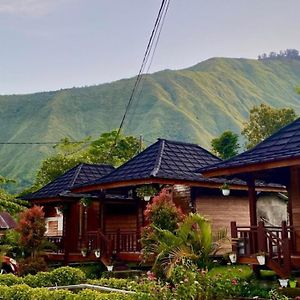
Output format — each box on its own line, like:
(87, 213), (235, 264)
(0, 0), (67, 17)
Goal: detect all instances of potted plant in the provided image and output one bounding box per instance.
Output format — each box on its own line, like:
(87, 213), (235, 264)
(289, 276), (297, 288)
(278, 278), (289, 288)
(220, 183), (230, 196)
(256, 252), (266, 265)
(228, 252), (237, 264)
(136, 185), (158, 201)
(81, 248), (88, 257)
(107, 265), (114, 272)
(80, 197), (92, 207)
(94, 249), (101, 258)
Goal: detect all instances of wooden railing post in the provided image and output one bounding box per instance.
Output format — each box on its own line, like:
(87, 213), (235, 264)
(281, 221), (288, 239)
(257, 221), (266, 252)
(116, 229), (120, 253)
(231, 221), (237, 252)
(283, 237), (291, 276)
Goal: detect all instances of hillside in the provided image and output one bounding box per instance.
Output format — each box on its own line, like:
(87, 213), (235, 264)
(1, 57), (300, 189)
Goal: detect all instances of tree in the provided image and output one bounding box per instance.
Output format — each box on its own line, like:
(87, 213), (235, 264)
(242, 104), (297, 149)
(88, 130), (140, 166)
(26, 130), (141, 191)
(211, 131), (239, 159)
(17, 206), (48, 275)
(17, 206), (46, 258)
(0, 176), (28, 215)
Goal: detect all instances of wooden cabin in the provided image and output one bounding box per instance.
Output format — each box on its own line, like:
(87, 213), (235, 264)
(201, 117), (300, 278)
(23, 139), (283, 268)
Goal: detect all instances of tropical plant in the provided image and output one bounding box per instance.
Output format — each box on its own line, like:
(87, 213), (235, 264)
(147, 213), (227, 278)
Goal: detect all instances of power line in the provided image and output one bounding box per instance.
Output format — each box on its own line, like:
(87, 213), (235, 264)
(107, 0), (171, 158)
(125, 0), (170, 130)
(0, 1), (170, 151)
(0, 142), (83, 145)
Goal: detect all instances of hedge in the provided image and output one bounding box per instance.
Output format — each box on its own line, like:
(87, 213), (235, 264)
(0, 284), (136, 300)
(0, 266), (86, 288)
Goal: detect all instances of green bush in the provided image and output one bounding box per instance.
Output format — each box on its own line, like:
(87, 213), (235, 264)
(77, 263), (105, 279)
(0, 273), (23, 286)
(50, 266), (86, 286)
(0, 284), (135, 300)
(0, 266), (86, 288)
(74, 289), (135, 300)
(24, 271), (53, 288)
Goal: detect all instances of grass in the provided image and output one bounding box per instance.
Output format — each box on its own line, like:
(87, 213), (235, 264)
(208, 264), (253, 280)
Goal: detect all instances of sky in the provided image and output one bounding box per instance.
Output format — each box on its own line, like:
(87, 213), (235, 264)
(0, 0), (300, 95)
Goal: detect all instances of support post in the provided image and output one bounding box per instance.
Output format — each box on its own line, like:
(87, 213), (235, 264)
(231, 221), (237, 253)
(247, 176), (257, 226)
(257, 221), (266, 252)
(63, 204), (71, 265)
(247, 176), (257, 253)
(116, 228), (120, 253)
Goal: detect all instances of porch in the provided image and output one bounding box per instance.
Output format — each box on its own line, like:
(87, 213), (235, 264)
(231, 221), (300, 278)
(45, 229), (142, 265)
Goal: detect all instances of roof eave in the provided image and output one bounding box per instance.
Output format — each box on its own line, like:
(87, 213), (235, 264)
(71, 176), (285, 193)
(202, 157), (300, 178)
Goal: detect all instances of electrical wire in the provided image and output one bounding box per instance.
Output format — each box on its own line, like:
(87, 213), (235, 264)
(125, 0), (170, 130)
(0, 1), (170, 152)
(107, 0), (171, 158)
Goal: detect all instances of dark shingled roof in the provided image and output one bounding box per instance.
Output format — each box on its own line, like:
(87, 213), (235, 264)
(23, 163), (115, 200)
(77, 139), (225, 187)
(201, 117), (300, 175)
(0, 212), (17, 230)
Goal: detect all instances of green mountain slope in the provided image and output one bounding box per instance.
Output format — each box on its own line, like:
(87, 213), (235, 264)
(1, 57), (300, 188)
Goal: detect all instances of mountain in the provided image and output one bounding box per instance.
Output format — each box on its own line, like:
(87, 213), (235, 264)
(1, 57), (300, 189)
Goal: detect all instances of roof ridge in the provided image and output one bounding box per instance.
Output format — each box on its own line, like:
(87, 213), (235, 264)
(69, 163), (83, 187)
(151, 139), (165, 177)
(158, 138), (221, 161)
(83, 163), (114, 167)
(158, 138), (201, 148)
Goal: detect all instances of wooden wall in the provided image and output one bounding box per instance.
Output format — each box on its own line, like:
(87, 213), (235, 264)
(87, 202), (100, 231)
(194, 188), (249, 253)
(104, 202), (138, 233)
(195, 190), (250, 235)
(66, 202), (80, 252)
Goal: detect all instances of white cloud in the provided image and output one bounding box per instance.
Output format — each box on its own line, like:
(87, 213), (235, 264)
(0, 0), (67, 17)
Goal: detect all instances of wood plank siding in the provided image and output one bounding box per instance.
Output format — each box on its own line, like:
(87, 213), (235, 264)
(195, 194), (250, 234)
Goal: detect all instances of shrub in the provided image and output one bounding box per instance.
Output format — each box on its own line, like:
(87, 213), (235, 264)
(0, 273), (23, 286)
(23, 271), (53, 288)
(74, 289), (135, 300)
(18, 256), (48, 276)
(143, 188), (184, 232)
(50, 266), (86, 286)
(0, 284), (135, 300)
(77, 263), (105, 279)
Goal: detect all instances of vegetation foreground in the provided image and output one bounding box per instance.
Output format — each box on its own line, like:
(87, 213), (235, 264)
(0, 265), (295, 300)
